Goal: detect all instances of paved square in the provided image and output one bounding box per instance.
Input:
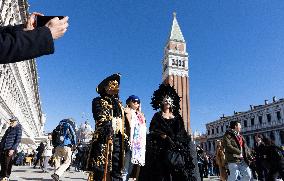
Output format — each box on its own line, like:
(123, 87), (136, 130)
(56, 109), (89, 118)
(8, 166), (88, 181)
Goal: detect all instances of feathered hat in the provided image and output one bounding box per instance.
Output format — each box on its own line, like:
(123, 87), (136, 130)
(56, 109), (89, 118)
(150, 84), (180, 115)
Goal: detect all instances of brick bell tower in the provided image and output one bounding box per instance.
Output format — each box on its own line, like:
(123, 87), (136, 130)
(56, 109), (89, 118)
(162, 12), (191, 133)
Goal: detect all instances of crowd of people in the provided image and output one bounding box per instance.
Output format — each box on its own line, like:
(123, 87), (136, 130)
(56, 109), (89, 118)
(1, 8), (284, 181)
(2, 98), (283, 181)
(0, 75), (283, 181)
(197, 121), (284, 181)
(0, 73), (199, 181)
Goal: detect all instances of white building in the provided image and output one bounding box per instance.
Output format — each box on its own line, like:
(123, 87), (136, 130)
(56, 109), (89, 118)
(77, 121), (93, 144)
(0, 0), (45, 147)
(206, 97), (284, 154)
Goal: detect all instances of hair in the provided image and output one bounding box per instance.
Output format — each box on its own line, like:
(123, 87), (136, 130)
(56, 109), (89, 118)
(255, 133), (264, 140)
(229, 120), (240, 129)
(262, 136), (275, 146)
(151, 84), (181, 116)
(127, 101), (140, 111)
(216, 140), (224, 150)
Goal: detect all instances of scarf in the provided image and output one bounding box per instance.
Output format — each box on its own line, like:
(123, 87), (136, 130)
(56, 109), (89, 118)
(129, 110), (147, 166)
(236, 134), (243, 148)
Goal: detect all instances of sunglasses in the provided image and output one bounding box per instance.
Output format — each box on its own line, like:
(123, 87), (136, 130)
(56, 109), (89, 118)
(131, 100), (140, 104)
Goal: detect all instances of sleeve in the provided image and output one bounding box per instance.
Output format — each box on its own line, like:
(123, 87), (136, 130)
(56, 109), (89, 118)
(223, 134), (241, 155)
(149, 113), (164, 134)
(0, 24), (24, 33)
(0, 26), (54, 64)
(12, 125), (22, 150)
(69, 124), (77, 145)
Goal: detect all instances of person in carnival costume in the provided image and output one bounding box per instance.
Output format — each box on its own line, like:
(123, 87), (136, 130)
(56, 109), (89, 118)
(124, 95), (147, 181)
(87, 73), (128, 181)
(139, 84), (199, 181)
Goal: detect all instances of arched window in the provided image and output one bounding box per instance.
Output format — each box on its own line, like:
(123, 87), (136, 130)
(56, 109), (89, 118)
(245, 136), (250, 147)
(277, 111), (282, 121)
(270, 131), (275, 141)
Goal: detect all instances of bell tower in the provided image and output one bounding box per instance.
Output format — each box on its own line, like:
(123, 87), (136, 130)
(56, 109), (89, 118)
(162, 12), (191, 133)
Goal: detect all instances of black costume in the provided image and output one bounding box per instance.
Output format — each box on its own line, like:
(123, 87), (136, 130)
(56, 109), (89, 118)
(86, 74), (128, 181)
(0, 25), (54, 63)
(262, 144), (284, 181)
(139, 84), (199, 181)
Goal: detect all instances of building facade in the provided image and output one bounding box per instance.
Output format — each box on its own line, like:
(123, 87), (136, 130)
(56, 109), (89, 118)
(205, 97), (284, 154)
(162, 13), (191, 133)
(0, 0), (45, 146)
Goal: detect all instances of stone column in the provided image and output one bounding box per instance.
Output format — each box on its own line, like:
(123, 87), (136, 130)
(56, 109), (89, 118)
(249, 135), (254, 148)
(274, 130), (281, 146)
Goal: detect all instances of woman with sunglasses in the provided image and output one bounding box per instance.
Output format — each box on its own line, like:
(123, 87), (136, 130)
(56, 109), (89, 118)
(124, 95), (147, 181)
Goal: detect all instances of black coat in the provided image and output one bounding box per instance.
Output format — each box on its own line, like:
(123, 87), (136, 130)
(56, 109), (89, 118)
(0, 124), (22, 151)
(0, 25), (54, 64)
(263, 145), (284, 180)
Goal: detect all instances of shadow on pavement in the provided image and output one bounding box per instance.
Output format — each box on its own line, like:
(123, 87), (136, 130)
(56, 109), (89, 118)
(20, 178), (45, 180)
(12, 170), (26, 172)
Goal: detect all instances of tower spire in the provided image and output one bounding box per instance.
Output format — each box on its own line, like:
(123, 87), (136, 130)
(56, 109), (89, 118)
(173, 11), (177, 18)
(169, 12), (185, 42)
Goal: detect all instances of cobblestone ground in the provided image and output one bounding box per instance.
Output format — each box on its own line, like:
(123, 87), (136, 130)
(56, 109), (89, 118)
(8, 165), (89, 181)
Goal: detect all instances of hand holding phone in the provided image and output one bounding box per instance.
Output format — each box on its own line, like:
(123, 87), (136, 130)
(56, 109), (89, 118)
(42, 16), (69, 40)
(36, 16), (64, 27)
(24, 12), (44, 31)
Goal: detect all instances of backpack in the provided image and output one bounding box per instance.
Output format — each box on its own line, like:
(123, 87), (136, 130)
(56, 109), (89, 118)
(52, 121), (75, 147)
(52, 124), (64, 147)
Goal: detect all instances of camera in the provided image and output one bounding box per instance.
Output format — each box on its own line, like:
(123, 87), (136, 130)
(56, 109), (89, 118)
(36, 16), (64, 27)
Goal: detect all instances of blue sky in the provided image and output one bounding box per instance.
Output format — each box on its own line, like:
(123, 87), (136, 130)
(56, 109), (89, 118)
(29, 1), (284, 134)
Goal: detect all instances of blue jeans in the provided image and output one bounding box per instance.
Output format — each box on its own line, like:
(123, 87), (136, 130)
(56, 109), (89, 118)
(228, 160), (252, 181)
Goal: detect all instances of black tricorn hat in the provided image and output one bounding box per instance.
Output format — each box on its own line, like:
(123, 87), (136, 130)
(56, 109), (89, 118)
(96, 73), (121, 95)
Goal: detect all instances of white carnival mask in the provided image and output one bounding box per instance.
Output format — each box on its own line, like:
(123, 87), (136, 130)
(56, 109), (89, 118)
(162, 96), (174, 107)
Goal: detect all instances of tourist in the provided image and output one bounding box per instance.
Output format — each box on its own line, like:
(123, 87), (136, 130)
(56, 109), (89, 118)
(0, 117), (22, 181)
(0, 12), (69, 63)
(223, 120), (253, 180)
(42, 133), (53, 173)
(124, 95), (147, 180)
(51, 119), (76, 181)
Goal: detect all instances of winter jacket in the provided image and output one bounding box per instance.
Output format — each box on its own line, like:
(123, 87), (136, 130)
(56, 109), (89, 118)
(0, 123), (22, 151)
(223, 129), (252, 164)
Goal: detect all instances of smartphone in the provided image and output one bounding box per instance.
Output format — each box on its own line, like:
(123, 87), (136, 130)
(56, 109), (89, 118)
(36, 16), (64, 27)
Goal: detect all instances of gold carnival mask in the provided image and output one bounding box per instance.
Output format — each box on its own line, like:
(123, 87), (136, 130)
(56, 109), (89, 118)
(105, 80), (119, 95)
